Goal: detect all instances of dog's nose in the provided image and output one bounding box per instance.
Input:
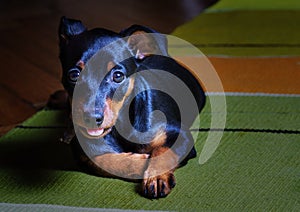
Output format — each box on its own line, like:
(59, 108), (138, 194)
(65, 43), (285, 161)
(83, 112), (104, 127)
(95, 115), (104, 127)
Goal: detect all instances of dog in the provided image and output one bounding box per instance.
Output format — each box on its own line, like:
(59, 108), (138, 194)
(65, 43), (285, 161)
(58, 17), (205, 198)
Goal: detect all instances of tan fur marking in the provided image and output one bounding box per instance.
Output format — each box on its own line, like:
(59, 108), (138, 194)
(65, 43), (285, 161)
(104, 77), (135, 127)
(107, 61), (116, 72)
(76, 60), (85, 69)
(93, 152), (149, 179)
(150, 129), (167, 149)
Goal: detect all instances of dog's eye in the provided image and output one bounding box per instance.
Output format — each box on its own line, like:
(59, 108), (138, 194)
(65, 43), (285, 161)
(68, 68), (81, 83)
(112, 71), (125, 83)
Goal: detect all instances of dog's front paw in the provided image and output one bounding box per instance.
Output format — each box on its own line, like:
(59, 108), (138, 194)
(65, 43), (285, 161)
(59, 129), (75, 144)
(142, 171), (176, 199)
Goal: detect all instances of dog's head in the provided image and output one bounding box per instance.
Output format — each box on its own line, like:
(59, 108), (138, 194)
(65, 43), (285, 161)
(59, 16), (121, 96)
(58, 17), (168, 139)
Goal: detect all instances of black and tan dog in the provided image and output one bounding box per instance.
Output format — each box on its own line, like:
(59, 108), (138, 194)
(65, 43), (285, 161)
(58, 17), (205, 198)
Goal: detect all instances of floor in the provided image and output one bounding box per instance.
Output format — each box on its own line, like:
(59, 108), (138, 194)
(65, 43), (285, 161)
(0, 0), (218, 136)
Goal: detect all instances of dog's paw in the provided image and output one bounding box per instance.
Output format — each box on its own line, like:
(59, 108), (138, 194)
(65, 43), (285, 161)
(59, 129), (75, 144)
(142, 171), (176, 198)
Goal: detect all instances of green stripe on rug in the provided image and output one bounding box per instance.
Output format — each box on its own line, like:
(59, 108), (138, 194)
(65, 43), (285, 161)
(207, 0), (300, 11)
(171, 10), (300, 56)
(196, 95), (300, 131)
(0, 95), (299, 211)
(21, 110), (68, 127)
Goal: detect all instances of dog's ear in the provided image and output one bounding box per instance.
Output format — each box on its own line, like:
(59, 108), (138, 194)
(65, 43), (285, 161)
(120, 25), (168, 59)
(59, 16), (87, 43)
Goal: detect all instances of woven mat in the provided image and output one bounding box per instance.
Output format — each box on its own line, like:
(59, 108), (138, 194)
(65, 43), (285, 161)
(0, 96), (299, 211)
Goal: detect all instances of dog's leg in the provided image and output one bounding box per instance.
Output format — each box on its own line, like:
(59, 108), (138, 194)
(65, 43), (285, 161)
(142, 146), (178, 198)
(93, 153), (149, 179)
(46, 90), (75, 144)
(59, 111), (75, 144)
(141, 127), (179, 198)
(141, 128), (196, 198)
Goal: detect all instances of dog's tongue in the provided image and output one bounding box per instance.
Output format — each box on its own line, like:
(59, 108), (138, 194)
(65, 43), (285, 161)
(87, 128), (104, 137)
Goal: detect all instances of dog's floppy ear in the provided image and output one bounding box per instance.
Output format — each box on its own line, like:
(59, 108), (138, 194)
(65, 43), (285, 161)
(59, 16), (87, 43)
(120, 25), (168, 59)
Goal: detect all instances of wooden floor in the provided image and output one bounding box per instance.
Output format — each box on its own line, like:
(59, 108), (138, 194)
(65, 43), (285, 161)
(0, 0), (218, 136)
